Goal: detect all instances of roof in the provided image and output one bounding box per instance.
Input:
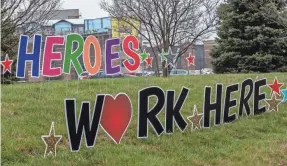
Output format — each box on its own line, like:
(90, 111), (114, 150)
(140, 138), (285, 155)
(44, 19), (85, 26)
(84, 17), (111, 20)
(49, 9), (80, 20)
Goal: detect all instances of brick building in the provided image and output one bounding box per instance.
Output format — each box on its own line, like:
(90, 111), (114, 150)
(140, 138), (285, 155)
(203, 40), (217, 69)
(143, 40), (216, 72)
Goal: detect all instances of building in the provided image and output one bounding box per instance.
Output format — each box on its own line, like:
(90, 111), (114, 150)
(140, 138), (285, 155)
(43, 19), (85, 36)
(143, 40), (216, 73)
(84, 17), (111, 34)
(203, 40), (217, 69)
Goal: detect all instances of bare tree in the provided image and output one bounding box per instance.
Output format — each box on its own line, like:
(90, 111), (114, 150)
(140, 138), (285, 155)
(1, 0), (61, 55)
(101, 0), (220, 77)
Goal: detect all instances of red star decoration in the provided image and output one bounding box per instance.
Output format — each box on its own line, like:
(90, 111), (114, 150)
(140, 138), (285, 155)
(1, 54), (13, 74)
(145, 56), (153, 68)
(186, 54), (195, 66)
(268, 77), (284, 96)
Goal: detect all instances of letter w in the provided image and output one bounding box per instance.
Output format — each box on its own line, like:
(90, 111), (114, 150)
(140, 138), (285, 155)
(64, 95), (105, 152)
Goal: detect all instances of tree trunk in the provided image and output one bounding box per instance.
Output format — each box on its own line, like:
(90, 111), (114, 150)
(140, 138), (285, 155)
(162, 61), (168, 77)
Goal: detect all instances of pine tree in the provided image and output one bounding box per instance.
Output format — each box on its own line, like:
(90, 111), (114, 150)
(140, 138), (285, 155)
(211, 0), (287, 73)
(1, 19), (19, 84)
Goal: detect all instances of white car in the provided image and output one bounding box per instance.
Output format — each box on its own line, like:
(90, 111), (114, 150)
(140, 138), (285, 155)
(201, 68), (214, 75)
(169, 69), (188, 75)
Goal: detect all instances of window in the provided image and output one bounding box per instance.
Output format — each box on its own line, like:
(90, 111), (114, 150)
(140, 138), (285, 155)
(55, 21), (72, 35)
(84, 18), (111, 33)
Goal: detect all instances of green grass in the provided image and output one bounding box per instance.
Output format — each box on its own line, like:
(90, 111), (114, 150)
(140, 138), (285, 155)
(2, 73), (287, 166)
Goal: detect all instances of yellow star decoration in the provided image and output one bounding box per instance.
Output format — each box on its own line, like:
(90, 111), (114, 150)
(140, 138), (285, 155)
(187, 105), (203, 131)
(41, 122), (62, 158)
(265, 94), (282, 112)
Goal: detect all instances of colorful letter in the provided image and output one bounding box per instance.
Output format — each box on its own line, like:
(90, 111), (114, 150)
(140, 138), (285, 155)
(122, 36), (140, 72)
(16, 35), (42, 78)
(105, 38), (120, 75)
(42, 36), (65, 77)
(63, 34), (84, 75)
(83, 36), (101, 75)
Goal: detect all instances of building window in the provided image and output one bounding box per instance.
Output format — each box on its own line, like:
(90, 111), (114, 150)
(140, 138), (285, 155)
(55, 21), (72, 34)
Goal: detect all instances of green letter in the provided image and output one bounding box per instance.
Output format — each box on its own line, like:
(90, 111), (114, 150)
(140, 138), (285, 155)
(63, 34), (84, 75)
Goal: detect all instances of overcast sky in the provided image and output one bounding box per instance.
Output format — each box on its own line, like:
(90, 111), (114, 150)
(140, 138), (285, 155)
(62, 0), (109, 19)
(61, 0), (217, 39)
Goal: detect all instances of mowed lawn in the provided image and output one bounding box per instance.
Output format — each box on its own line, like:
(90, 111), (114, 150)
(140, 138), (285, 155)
(2, 73), (287, 166)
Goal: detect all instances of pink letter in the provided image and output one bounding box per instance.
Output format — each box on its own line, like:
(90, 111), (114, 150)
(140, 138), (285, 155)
(42, 36), (65, 77)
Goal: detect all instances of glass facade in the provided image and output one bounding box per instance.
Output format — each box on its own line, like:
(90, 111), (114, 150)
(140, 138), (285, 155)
(84, 17), (111, 33)
(55, 21), (72, 34)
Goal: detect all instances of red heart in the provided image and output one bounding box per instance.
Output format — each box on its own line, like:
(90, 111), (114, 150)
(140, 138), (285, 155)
(100, 94), (132, 144)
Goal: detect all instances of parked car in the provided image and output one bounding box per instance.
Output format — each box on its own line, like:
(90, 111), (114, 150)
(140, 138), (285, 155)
(169, 69), (188, 75)
(92, 71), (123, 79)
(144, 71), (155, 76)
(187, 69), (214, 75)
(121, 72), (135, 77)
(136, 72), (145, 76)
(79, 70), (123, 80)
(78, 71), (90, 80)
(201, 68), (214, 75)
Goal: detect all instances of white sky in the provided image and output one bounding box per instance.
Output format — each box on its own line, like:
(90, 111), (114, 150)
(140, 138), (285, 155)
(62, 0), (109, 19)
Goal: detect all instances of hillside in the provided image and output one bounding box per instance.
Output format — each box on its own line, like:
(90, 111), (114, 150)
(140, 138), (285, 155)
(2, 73), (287, 165)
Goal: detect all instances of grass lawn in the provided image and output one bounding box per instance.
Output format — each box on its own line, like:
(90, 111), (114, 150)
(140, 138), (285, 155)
(2, 73), (287, 165)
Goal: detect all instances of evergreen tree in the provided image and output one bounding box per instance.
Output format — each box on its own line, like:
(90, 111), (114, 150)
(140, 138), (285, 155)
(211, 0), (287, 73)
(1, 19), (19, 84)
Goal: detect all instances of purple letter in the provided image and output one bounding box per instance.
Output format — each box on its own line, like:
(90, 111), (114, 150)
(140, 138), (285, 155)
(105, 38), (120, 75)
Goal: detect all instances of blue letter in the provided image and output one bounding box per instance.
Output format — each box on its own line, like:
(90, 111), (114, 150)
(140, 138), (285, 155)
(16, 35), (42, 78)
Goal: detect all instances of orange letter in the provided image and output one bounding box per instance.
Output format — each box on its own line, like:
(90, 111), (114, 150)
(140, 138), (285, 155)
(83, 36), (101, 75)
